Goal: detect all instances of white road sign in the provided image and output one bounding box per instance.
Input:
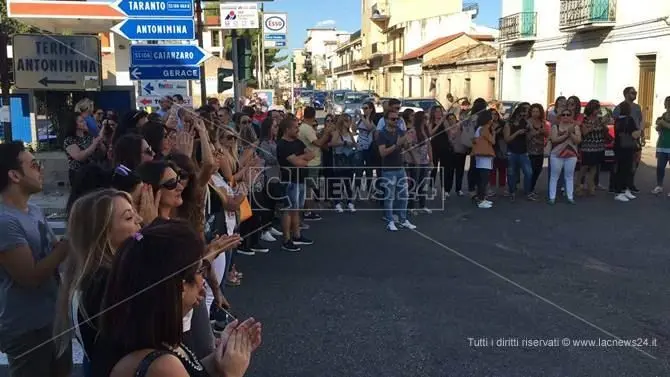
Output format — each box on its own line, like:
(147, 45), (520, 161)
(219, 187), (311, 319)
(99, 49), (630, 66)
(137, 95), (192, 108)
(12, 34), (102, 91)
(141, 80), (189, 97)
(263, 13), (288, 50)
(220, 3), (259, 29)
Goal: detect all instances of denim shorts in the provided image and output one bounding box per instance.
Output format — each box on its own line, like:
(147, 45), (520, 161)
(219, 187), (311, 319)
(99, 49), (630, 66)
(283, 182), (306, 210)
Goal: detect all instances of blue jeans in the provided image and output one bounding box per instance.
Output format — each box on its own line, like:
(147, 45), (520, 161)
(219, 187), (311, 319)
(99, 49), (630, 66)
(283, 182), (306, 210)
(507, 152), (532, 194)
(656, 152), (670, 186)
(381, 169), (409, 223)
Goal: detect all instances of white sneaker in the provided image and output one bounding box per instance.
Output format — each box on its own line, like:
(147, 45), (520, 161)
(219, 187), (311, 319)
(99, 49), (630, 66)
(387, 221), (398, 231)
(269, 227), (282, 236)
(652, 186), (663, 194)
(443, 192), (450, 199)
(457, 190), (464, 196)
(483, 200), (493, 205)
(260, 231), (276, 242)
(624, 190), (637, 200)
(347, 203), (356, 212)
(422, 207), (433, 214)
(335, 203), (344, 213)
(478, 201), (493, 209)
(614, 193), (630, 202)
(399, 220), (417, 230)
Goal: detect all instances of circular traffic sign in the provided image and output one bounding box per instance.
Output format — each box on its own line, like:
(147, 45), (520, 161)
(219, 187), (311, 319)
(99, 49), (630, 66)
(265, 16), (285, 31)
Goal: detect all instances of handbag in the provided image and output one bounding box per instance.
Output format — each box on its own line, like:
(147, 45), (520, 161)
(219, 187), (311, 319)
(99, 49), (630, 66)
(239, 196), (253, 223)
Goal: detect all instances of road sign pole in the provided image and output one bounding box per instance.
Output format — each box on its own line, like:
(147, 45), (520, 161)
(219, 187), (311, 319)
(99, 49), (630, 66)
(232, 29), (240, 112)
(195, 0), (207, 107)
(0, 31), (12, 142)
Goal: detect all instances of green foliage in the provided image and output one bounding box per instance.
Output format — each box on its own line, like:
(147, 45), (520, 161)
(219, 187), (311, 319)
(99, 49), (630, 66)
(0, 0), (31, 35)
(223, 28), (287, 74)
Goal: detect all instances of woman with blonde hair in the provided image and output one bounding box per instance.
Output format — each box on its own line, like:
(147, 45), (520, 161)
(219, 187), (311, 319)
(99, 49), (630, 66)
(53, 189), (142, 374)
(328, 113), (357, 213)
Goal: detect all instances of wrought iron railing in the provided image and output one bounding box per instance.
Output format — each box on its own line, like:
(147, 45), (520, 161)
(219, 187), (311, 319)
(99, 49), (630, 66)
(498, 12), (537, 42)
(559, 0), (616, 30)
(334, 64), (350, 74)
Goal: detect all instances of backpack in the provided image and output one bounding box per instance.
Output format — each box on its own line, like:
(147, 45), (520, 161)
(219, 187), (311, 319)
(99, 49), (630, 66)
(459, 114), (478, 148)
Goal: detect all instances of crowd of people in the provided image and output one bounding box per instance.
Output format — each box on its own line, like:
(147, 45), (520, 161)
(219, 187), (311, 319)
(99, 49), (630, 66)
(0, 84), (667, 377)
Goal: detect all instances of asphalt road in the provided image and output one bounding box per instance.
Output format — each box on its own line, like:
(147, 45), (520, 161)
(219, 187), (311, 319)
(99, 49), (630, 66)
(2, 160), (670, 376)
(225, 160), (670, 377)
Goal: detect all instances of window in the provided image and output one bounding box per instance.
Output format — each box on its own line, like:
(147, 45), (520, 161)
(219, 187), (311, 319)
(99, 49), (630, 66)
(592, 59), (608, 100)
(447, 78), (452, 94)
(488, 77), (496, 100)
(464, 78), (471, 99)
(512, 66), (522, 99)
(212, 52), (220, 57)
(212, 31), (221, 47)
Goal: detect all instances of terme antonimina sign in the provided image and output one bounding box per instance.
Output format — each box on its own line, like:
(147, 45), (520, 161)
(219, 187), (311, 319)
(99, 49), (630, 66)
(12, 34), (102, 91)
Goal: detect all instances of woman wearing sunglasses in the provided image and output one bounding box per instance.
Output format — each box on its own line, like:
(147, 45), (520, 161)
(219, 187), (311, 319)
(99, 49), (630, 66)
(135, 160), (184, 219)
(548, 110), (582, 204)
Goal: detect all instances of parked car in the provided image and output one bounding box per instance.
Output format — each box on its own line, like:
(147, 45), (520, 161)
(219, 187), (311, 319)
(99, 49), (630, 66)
(313, 91), (327, 110)
(400, 97), (445, 113)
(327, 90), (350, 114)
(342, 92), (373, 121)
(499, 100), (521, 120)
(546, 101), (616, 165)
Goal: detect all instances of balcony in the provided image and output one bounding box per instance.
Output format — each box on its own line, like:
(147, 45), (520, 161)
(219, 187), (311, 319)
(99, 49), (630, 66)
(498, 12), (537, 43)
(351, 59), (369, 71)
(370, 0), (390, 25)
(559, 0), (616, 32)
(323, 68), (332, 76)
(334, 64), (351, 74)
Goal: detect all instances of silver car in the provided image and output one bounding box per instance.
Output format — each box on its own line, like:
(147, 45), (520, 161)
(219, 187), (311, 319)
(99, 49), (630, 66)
(327, 90), (350, 114)
(342, 92), (372, 121)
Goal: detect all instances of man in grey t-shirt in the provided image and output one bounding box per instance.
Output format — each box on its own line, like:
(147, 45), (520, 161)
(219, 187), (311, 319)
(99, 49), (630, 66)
(0, 142), (70, 377)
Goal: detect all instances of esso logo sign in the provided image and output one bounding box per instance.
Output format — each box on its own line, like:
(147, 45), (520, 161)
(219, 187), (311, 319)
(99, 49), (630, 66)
(265, 16), (285, 32)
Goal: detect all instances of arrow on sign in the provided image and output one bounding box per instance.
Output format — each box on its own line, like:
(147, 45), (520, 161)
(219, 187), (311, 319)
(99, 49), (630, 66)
(110, 19), (196, 41)
(130, 44), (212, 67)
(143, 83), (155, 95)
(38, 77), (76, 87)
(130, 67), (142, 80)
(139, 97), (153, 106)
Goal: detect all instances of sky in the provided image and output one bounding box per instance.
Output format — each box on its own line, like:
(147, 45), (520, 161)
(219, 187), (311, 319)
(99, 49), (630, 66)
(263, 0), (502, 51)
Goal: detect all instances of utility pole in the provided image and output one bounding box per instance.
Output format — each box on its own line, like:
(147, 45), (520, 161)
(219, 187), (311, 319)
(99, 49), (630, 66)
(0, 31), (12, 142)
(259, 3), (265, 89)
(195, 0), (207, 106)
(289, 56), (294, 113)
(231, 29), (241, 112)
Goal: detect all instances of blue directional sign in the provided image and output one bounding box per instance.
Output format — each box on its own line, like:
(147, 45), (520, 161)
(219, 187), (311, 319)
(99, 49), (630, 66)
(265, 34), (286, 40)
(112, 0), (194, 18)
(130, 44), (210, 67)
(130, 66), (200, 81)
(111, 18), (195, 41)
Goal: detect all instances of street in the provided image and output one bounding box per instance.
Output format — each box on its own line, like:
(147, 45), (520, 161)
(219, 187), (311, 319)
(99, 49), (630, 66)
(1, 160), (670, 376)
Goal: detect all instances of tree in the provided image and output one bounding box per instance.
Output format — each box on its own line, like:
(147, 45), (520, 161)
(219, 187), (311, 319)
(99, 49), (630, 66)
(223, 28), (287, 74)
(0, 0), (31, 35)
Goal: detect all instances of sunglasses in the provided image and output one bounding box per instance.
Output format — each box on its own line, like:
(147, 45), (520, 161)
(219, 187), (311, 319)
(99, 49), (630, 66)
(240, 120), (251, 125)
(388, 117), (399, 122)
(160, 177), (181, 190)
(561, 113), (572, 117)
(361, 107), (369, 111)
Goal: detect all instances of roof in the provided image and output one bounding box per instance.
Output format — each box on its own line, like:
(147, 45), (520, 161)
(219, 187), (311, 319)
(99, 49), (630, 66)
(400, 33), (494, 61)
(422, 43), (497, 68)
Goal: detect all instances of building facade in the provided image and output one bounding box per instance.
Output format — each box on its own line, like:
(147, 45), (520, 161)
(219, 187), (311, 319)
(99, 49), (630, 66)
(331, 0), (499, 101)
(499, 0), (670, 143)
